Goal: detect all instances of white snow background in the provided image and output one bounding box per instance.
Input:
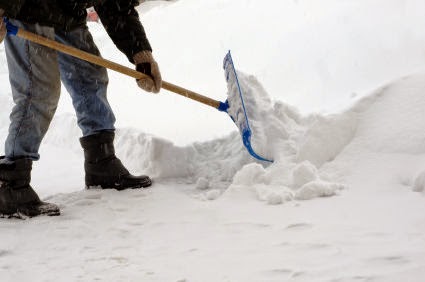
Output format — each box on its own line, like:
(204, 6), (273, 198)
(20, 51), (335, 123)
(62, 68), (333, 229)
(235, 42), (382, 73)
(1, 0), (425, 281)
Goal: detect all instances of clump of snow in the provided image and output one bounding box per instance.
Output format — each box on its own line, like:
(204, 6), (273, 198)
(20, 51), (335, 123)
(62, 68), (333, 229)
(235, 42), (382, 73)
(205, 189), (221, 201)
(195, 177), (210, 190)
(291, 161), (318, 188)
(295, 181), (343, 200)
(265, 191), (285, 205)
(232, 163), (266, 186)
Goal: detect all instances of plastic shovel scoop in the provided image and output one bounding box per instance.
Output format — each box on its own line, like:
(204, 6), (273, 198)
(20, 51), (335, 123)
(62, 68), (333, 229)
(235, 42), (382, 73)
(3, 19), (272, 162)
(222, 52), (273, 162)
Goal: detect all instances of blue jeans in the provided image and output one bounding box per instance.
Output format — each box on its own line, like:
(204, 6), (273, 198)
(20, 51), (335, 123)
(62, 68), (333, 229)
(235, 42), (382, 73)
(4, 20), (116, 160)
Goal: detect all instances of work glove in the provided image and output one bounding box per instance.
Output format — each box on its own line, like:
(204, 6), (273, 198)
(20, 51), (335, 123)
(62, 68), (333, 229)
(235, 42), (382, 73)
(133, 51), (162, 93)
(0, 10), (6, 44)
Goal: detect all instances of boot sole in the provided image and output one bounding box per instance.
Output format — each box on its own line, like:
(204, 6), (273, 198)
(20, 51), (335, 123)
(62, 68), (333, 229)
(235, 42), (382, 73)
(1, 202), (60, 219)
(86, 176), (153, 190)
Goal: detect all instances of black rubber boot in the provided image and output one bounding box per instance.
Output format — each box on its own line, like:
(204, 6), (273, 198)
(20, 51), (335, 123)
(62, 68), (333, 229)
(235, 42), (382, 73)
(0, 157), (60, 218)
(80, 131), (152, 190)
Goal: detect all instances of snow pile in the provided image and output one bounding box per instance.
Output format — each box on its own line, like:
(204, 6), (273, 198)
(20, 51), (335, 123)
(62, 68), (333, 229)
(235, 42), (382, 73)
(219, 68), (347, 204)
(320, 73), (425, 195)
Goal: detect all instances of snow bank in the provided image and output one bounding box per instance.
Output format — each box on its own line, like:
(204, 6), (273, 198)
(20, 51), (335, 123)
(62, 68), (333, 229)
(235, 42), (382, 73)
(225, 70), (425, 203)
(4, 64), (425, 205)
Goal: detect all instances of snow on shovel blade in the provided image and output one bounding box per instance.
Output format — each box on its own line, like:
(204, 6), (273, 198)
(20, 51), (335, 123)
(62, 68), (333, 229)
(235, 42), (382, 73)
(222, 51), (273, 163)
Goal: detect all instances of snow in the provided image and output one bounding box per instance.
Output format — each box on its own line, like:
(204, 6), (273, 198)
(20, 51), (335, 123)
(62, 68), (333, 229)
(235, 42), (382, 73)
(1, 0), (425, 281)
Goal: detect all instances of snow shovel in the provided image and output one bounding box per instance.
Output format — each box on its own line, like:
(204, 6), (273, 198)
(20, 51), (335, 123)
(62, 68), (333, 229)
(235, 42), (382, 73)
(3, 19), (273, 163)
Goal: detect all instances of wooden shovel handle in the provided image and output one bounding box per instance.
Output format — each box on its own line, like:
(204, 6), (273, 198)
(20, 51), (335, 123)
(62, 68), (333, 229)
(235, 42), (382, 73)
(15, 28), (222, 109)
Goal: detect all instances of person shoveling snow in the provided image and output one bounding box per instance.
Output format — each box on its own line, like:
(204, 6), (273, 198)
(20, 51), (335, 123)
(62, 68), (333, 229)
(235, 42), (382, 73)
(0, 1), (161, 218)
(0, 0), (279, 218)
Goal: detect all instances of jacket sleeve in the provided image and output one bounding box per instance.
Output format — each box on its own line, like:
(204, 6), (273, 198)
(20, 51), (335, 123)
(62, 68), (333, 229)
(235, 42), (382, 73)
(0, 0), (26, 17)
(95, 0), (152, 63)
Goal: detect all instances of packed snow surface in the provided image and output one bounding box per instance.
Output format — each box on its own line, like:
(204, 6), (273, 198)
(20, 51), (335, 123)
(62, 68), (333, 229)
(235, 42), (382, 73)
(1, 1), (425, 281)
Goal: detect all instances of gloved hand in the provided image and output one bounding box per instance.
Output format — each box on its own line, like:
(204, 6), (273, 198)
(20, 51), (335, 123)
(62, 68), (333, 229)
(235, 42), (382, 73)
(134, 51), (162, 93)
(0, 10), (6, 44)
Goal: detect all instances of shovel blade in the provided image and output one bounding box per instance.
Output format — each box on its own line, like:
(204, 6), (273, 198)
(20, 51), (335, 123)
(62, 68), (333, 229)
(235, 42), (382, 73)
(223, 51), (273, 163)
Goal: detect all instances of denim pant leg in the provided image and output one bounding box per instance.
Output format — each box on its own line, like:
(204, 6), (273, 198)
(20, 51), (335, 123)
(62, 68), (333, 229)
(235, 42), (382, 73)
(4, 21), (61, 160)
(55, 26), (116, 137)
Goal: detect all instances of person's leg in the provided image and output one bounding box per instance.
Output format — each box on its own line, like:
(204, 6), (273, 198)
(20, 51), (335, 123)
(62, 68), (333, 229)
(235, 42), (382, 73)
(55, 26), (115, 136)
(0, 20), (60, 217)
(4, 20), (61, 160)
(55, 26), (151, 189)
